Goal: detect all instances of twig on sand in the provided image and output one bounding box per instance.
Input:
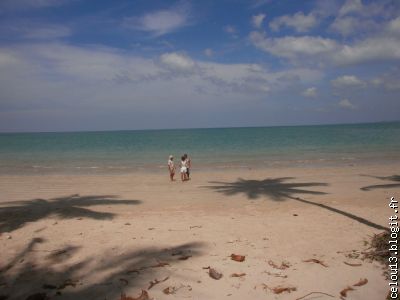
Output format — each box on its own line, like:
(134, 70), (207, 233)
(340, 286), (354, 297)
(303, 258), (328, 267)
(148, 276), (169, 290)
(295, 291), (335, 300)
(343, 261), (362, 267)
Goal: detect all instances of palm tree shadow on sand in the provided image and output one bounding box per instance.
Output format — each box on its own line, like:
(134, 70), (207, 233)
(0, 237), (206, 299)
(360, 175), (400, 191)
(205, 177), (387, 231)
(0, 194), (142, 233)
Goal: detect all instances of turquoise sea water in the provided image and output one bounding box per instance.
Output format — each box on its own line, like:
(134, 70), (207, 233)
(0, 122), (399, 174)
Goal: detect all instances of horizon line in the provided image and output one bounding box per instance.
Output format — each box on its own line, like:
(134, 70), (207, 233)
(0, 120), (399, 134)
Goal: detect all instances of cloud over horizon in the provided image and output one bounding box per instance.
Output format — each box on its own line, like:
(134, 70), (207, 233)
(0, 0), (399, 132)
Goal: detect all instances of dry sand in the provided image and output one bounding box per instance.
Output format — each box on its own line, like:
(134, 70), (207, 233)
(0, 163), (398, 299)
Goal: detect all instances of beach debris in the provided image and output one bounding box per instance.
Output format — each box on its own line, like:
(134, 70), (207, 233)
(259, 284), (297, 294)
(148, 276), (169, 290)
(340, 286), (354, 297)
(353, 278), (368, 287)
(163, 284), (192, 295)
(343, 261), (362, 267)
(6, 235), (11, 240)
(362, 231), (390, 264)
(190, 225), (202, 229)
(230, 273), (246, 277)
(303, 258), (328, 267)
(25, 293), (48, 300)
(268, 260), (290, 270)
(231, 254), (245, 262)
(293, 214), (298, 216)
(295, 292), (334, 299)
(163, 287), (177, 295)
(125, 223), (131, 225)
(148, 228), (155, 230)
(171, 250), (183, 256)
(271, 286), (297, 294)
(203, 266), (223, 280)
(178, 255), (191, 260)
(120, 290), (151, 300)
(263, 271), (287, 278)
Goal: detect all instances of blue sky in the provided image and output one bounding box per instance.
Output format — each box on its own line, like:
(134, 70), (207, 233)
(0, 0), (399, 132)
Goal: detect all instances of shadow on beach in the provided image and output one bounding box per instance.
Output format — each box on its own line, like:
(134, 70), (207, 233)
(205, 177), (387, 231)
(0, 237), (205, 300)
(360, 174), (400, 191)
(0, 195), (142, 233)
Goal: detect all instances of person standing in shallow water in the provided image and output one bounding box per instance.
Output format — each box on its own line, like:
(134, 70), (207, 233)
(184, 153), (191, 180)
(180, 155), (188, 182)
(168, 155), (175, 181)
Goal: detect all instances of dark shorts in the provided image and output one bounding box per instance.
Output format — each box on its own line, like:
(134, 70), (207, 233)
(186, 168), (190, 176)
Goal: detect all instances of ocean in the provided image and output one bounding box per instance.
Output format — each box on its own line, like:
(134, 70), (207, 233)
(0, 122), (399, 175)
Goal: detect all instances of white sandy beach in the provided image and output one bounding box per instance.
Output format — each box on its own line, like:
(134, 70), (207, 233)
(0, 163), (398, 300)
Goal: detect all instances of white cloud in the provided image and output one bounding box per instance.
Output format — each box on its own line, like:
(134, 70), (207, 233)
(302, 87), (318, 98)
(223, 25), (238, 38)
(331, 75), (365, 88)
(330, 16), (360, 36)
(338, 99), (356, 109)
(339, 0), (363, 16)
(387, 17), (400, 36)
(249, 31), (337, 59)
(269, 12), (318, 33)
(371, 68), (400, 91)
(252, 14), (266, 28)
(159, 52), (195, 72)
(333, 36), (400, 65)
(204, 48), (213, 57)
(123, 3), (190, 36)
(250, 28), (400, 66)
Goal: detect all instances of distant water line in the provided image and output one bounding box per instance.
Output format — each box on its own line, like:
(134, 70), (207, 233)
(0, 122), (399, 175)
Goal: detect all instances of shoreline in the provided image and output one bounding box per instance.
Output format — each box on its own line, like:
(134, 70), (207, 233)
(1, 155), (399, 176)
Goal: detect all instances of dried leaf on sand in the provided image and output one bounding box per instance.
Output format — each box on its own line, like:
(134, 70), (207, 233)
(340, 286), (354, 297)
(268, 260), (290, 270)
(303, 258), (328, 267)
(163, 287), (176, 295)
(353, 278), (368, 287)
(203, 267), (223, 280)
(148, 276), (169, 290)
(257, 284), (296, 294)
(230, 273), (246, 277)
(121, 290), (151, 300)
(231, 254), (245, 262)
(271, 286), (297, 294)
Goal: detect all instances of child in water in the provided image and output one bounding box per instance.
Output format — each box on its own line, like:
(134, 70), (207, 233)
(168, 155), (175, 181)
